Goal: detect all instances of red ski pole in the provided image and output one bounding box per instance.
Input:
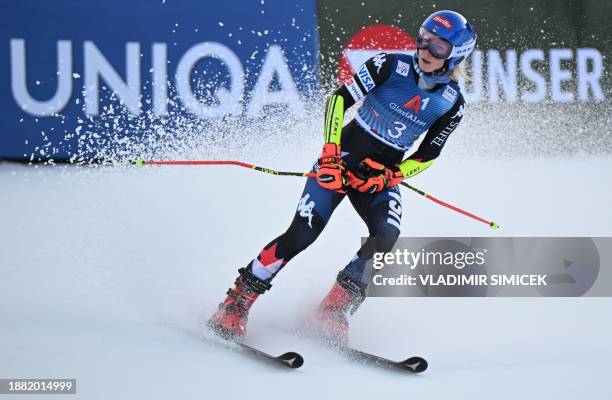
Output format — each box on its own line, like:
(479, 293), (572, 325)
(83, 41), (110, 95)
(136, 159), (314, 178)
(135, 159), (499, 229)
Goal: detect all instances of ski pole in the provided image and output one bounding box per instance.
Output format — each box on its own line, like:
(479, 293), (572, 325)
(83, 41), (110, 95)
(398, 182), (500, 229)
(134, 159), (500, 229)
(135, 159), (312, 177)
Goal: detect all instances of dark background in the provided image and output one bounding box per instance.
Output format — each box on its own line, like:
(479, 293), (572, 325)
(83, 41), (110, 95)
(317, 0), (611, 87)
(316, 0), (612, 155)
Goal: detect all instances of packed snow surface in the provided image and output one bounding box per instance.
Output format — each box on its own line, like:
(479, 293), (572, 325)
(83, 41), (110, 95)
(2, 153), (611, 399)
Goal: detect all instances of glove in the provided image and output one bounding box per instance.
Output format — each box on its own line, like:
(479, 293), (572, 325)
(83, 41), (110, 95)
(316, 143), (349, 193)
(348, 158), (404, 194)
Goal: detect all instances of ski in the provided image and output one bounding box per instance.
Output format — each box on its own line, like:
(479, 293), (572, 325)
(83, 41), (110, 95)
(205, 319), (303, 369)
(236, 342), (304, 369)
(342, 347), (428, 373)
(169, 322), (304, 370)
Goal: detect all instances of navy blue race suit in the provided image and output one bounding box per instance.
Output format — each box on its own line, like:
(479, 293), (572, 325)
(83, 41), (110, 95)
(248, 53), (465, 288)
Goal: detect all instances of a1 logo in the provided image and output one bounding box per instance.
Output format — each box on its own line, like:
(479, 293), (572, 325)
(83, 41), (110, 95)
(402, 95), (430, 113)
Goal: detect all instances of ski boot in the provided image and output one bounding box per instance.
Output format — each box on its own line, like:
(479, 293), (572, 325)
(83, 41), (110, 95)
(207, 267), (271, 340)
(316, 271), (366, 346)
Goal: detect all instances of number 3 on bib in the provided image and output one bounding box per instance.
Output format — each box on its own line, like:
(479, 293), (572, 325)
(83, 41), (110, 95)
(388, 121), (407, 138)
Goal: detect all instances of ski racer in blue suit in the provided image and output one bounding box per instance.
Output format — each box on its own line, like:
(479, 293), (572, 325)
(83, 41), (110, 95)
(209, 10), (478, 343)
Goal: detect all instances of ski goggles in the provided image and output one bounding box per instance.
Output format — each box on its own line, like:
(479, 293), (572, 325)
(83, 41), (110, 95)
(416, 27), (453, 59)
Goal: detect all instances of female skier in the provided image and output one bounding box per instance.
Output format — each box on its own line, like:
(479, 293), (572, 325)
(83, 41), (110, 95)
(208, 10), (477, 342)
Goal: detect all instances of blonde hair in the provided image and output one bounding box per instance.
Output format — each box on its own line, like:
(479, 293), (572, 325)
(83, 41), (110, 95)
(450, 63), (470, 82)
